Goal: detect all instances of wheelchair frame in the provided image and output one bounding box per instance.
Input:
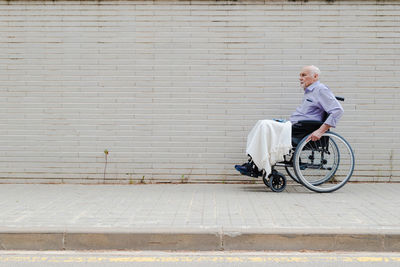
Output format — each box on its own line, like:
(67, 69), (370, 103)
(264, 131), (354, 193)
(259, 96), (355, 193)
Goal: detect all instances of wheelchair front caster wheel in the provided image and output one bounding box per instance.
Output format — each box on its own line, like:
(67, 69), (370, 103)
(268, 172), (286, 192)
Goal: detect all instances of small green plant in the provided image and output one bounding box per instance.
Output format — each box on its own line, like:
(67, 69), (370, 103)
(126, 173), (134, 184)
(181, 174), (189, 184)
(140, 175), (145, 184)
(103, 149), (109, 183)
(328, 175), (339, 184)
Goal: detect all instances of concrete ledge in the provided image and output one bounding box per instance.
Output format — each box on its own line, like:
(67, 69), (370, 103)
(65, 233), (221, 251)
(0, 230), (400, 252)
(223, 233), (388, 252)
(0, 233), (64, 250)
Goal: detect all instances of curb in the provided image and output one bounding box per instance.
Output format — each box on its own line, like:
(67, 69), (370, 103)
(0, 229), (399, 252)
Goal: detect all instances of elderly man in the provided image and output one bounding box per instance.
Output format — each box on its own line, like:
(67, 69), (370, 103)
(235, 65), (344, 177)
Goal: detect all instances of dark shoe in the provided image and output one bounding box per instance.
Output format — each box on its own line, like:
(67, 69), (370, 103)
(250, 163), (263, 177)
(235, 163), (250, 175)
(235, 162), (262, 177)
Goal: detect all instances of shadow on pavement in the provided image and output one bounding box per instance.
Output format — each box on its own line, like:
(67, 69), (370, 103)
(239, 184), (312, 194)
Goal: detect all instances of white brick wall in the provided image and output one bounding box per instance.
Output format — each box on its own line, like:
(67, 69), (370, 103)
(1, 0), (399, 183)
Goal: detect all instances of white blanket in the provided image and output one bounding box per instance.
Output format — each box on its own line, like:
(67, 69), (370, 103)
(246, 120), (292, 176)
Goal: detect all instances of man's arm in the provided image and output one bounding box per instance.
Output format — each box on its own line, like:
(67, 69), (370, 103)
(307, 87), (343, 141)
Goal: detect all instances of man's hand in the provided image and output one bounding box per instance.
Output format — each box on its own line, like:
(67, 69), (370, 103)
(306, 124), (331, 142)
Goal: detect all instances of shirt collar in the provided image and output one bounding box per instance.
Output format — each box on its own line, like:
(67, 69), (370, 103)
(305, 81), (320, 93)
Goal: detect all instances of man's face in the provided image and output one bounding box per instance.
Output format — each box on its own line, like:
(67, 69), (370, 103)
(299, 68), (318, 89)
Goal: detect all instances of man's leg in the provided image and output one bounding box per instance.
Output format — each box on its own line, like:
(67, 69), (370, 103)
(291, 122), (320, 147)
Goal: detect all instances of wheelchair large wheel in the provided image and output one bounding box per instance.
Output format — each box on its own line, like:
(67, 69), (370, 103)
(293, 132), (354, 193)
(285, 166), (300, 184)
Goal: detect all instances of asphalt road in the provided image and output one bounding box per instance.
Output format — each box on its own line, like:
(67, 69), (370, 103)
(0, 251), (399, 267)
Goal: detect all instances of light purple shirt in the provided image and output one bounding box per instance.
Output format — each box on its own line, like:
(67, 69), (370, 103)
(289, 81), (344, 127)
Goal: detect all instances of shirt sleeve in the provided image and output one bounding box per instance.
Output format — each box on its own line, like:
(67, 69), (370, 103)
(318, 87), (344, 128)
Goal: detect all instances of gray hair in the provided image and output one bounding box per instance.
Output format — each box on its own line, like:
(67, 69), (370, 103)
(308, 65), (321, 77)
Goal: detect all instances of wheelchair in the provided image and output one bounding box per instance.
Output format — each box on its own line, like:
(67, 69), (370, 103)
(246, 97), (355, 193)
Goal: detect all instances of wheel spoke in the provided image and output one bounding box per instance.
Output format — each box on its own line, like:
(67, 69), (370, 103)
(293, 132), (354, 193)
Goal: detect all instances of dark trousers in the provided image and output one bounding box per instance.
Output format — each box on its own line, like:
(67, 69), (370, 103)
(291, 122), (321, 147)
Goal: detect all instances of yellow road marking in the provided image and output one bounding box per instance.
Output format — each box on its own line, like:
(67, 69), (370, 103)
(0, 256), (399, 263)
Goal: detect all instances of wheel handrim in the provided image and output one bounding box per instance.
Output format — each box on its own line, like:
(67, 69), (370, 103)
(293, 132), (354, 193)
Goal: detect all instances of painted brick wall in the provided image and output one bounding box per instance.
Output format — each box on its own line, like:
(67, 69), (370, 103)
(1, 0), (399, 183)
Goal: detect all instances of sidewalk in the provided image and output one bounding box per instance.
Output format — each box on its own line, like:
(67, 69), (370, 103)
(0, 183), (399, 251)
